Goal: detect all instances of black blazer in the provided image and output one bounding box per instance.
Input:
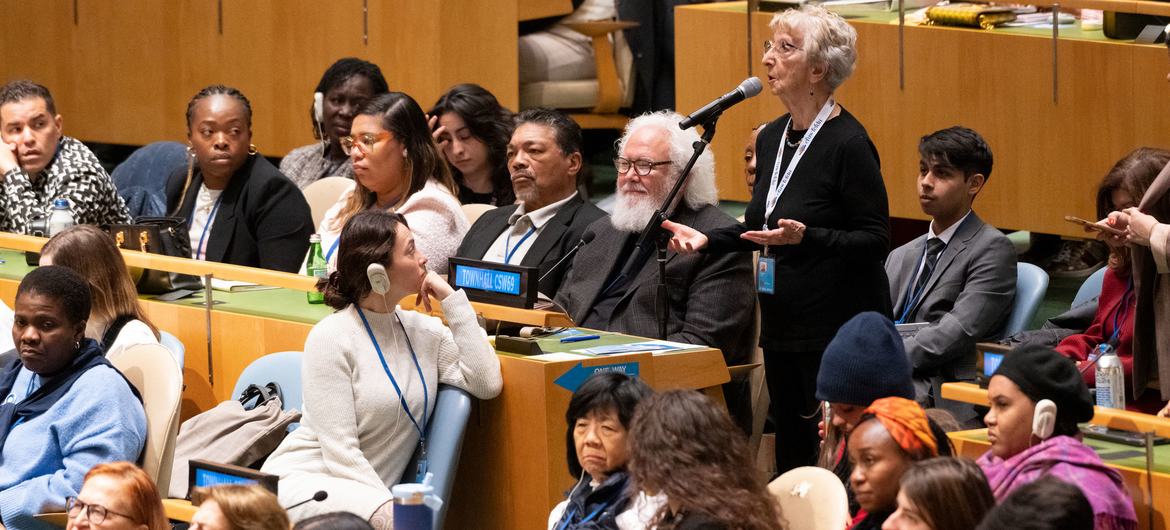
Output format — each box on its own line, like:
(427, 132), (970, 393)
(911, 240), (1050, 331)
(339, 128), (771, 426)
(455, 194), (606, 298)
(164, 155), (313, 273)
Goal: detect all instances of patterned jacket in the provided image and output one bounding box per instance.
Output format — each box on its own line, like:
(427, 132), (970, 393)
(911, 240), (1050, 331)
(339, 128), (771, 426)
(0, 136), (131, 234)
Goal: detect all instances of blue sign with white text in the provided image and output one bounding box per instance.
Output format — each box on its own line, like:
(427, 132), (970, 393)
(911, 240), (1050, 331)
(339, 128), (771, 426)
(554, 362), (641, 392)
(454, 265), (522, 295)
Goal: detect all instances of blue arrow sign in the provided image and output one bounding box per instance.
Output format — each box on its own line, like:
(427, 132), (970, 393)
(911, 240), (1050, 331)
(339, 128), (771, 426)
(554, 362), (641, 393)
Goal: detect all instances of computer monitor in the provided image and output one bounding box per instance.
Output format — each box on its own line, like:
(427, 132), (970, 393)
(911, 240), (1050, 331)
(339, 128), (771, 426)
(975, 341), (1014, 388)
(188, 459), (279, 498)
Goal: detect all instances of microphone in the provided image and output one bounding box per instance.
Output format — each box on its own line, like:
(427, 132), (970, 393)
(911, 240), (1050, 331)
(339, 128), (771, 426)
(284, 490), (328, 511)
(678, 77), (763, 130)
(538, 230), (596, 283)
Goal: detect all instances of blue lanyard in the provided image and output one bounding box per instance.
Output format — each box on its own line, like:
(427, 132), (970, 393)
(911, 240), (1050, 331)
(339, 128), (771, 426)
(504, 226), (536, 264)
(895, 242), (940, 324)
(325, 237), (341, 263)
(355, 306), (430, 476)
(1106, 279), (1135, 346)
(557, 504), (606, 530)
(196, 196), (223, 261)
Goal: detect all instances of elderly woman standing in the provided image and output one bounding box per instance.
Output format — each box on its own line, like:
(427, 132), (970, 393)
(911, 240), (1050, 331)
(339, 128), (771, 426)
(663, 5), (891, 473)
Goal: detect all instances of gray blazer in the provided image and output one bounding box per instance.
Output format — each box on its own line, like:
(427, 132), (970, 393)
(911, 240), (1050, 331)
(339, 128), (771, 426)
(555, 203), (756, 366)
(886, 212), (1017, 386)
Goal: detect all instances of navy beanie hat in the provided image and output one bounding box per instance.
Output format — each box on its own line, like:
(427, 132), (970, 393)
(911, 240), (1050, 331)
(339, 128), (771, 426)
(816, 311), (915, 404)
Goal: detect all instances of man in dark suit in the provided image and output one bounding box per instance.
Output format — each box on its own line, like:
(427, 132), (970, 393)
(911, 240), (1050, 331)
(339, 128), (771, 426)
(555, 111), (755, 427)
(455, 108), (605, 298)
(886, 126), (1017, 424)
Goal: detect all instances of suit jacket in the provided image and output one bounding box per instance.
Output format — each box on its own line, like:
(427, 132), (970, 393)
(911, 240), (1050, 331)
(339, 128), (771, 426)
(886, 212), (1016, 387)
(555, 203), (755, 366)
(164, 155), (314, 273)
(455, 194), (606, 298)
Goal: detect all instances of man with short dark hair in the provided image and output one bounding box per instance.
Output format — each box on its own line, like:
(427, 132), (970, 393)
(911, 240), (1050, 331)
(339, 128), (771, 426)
(0, 80), (130, 234)
(455, 108), (605, 297)
(885, 126), (1016, 424)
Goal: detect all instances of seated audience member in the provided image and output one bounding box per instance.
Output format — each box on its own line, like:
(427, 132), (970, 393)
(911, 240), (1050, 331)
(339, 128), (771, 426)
(262, 210), (502, 528)
(978, 346), (1136, 530)
(882, 457), (994, 530)
(885, 126), (1016, 425)
(548, 372), (653, 530)
(293, 512), (375, 530)
(455, 108), (605, 297)
(627, 390), (781, 530)
(65, 461), (168, 530)
(816, 311), (916, 514)
(0, 267), (146, 530)
(555, 111), (754, 385)
(281, 58), (390, 189)
(429, 83), (517, 206)
(317, 92), (466, 274)
(975, 476), (1094, 530)
(0, 80), (131, 234)
(743, 123), (765, 190)
(1057, 148), (1170, 414)
(165, 85), (314, 273)
(40, 225), (160, 359)
(190, 484), (289, 530)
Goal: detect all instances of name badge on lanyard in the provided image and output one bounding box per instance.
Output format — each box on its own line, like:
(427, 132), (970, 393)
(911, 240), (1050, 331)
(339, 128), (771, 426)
(762, 98), (836, 230)
(757, 255), (776, 294)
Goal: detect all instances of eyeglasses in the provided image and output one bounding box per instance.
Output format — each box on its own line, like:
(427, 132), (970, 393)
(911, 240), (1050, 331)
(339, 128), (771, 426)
(340, 132), (391, 156)
(66, 497), (137, 525)
(763, 39), (802, 57)
(614, 157), (672, 176)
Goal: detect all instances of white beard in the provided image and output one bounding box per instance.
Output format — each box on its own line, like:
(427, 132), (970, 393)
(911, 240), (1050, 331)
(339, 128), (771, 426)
(611, 188), (662, 233)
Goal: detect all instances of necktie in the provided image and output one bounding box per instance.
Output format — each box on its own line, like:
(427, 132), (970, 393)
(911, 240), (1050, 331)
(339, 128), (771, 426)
(908, 238), (946, 310)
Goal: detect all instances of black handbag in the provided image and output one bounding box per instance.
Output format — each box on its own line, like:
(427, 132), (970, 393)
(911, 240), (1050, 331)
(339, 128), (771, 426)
(108, 217), (203, 294)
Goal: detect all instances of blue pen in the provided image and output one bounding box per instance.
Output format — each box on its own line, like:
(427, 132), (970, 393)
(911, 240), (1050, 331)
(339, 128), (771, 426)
(560, 334), (601, 343)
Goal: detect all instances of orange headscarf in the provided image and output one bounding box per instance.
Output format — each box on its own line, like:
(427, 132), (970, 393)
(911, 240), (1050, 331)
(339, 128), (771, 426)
(862, 397), (938, 458)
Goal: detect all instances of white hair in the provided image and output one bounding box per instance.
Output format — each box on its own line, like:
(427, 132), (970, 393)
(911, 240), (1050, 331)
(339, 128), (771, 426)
(770, 5), (858, 90)
(616, 111), (719, 211)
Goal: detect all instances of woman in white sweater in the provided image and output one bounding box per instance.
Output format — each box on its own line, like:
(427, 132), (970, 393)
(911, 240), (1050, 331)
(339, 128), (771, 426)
(315, 92), (468, 275)
(262, 209), (502, 529)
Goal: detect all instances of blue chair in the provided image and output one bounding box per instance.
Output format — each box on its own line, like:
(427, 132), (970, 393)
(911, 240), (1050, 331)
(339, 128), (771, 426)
(1002, 263), (1049, 337)
(1072, 267), (1108, 309)
(110, 141), (187, 218)
(158, 330), (185, 369)
(231, 351), (304, 414)
(400, 385), (473, 530)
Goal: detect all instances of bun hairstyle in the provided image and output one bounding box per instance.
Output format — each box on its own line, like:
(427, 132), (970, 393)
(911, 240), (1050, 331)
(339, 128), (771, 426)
(318, 209), (409, 310)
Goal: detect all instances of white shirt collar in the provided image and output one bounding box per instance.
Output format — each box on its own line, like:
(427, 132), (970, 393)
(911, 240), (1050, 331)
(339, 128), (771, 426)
(509, 192), (577, 229)
(927, 209), (973, 245)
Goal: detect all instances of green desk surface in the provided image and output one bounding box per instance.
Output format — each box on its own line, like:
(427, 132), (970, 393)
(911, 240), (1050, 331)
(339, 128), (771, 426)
(0, 249), (333, 325)
(954, 428), (1170, 474)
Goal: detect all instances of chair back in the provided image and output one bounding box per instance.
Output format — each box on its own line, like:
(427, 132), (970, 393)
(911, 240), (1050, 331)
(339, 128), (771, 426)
(400, 385), (474, 530)
(302, 176), (354, 228)
(158, 330), (185, 368)
(767, 466), (850, 530)
(461, 203), (495, 226)
(1002, 262), (1049, 337)
(109, 343), (183, 488)
(231, 351), (304, 413)
(111, 141), (187, 218)
(1072, 267), (1108, 309)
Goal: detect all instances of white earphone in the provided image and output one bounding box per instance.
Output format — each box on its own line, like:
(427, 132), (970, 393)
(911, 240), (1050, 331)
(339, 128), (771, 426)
(367, 263), (391, 295)
(313, 92), (326, 144)
(1032, 398), (1058, 440)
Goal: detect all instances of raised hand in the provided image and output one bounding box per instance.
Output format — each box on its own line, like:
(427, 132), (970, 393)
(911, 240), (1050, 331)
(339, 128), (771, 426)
(662, 219), (709, 254)
(416, 270), (454, 313)
(741, 218), (805, 246)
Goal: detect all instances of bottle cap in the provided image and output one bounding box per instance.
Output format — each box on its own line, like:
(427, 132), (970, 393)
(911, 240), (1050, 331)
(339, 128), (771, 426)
(52, 198), (69, 208)
(309, 233), (322, 243)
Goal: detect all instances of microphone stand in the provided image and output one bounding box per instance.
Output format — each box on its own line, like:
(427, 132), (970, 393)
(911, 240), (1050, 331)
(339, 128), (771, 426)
(611, 113), (721, 339)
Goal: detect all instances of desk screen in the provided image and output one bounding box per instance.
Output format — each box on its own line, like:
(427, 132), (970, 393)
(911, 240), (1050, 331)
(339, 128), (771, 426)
(983, 351), (1005, 378)
(454, 265), (522, 296)
(194, 468), (257, 488)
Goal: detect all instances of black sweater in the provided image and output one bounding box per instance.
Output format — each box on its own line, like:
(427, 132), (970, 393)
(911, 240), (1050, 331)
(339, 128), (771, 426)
(705, 108), (891, 351)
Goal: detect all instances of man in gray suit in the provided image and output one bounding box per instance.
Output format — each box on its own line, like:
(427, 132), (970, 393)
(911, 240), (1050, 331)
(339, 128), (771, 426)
(555, 111), (756, 429)
(886, 126), (1017, 424)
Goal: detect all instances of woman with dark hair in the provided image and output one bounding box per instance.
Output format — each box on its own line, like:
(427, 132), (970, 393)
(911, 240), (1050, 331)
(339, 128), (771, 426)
(262, 209), (501, 529)
(978, 346), (1136, 530)
(281, 58), (390, 189)
(66, 461), (168, 530)
(40, 225), (160, 359)
(626, 390), (782, 530)
(165, 84), (314, 273)
(317, 92), (467, 274)
(0, 267), (145, 530)
(189, 484), (289, 530)
(1056, 148), (1170, 414)
(881, 457), (994, 530)
(975, 476), (1093, 530)
(294, 512), (374, 530)
(547, 372), (652, 530)
(428, 83), (516, 206)
(846, 397), (945, 530)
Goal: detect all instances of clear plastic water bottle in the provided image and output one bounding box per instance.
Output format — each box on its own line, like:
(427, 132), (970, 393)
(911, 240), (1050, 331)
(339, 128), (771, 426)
(1095, 345), (1126, 409)
(306, 234), (327, 304)
(47, 198), (75, 236)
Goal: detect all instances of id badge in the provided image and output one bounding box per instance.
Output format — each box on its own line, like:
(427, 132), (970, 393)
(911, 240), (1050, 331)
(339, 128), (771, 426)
(757, 255), (776, 294)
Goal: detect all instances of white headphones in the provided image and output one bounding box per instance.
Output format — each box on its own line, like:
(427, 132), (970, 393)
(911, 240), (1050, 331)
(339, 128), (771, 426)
(367, 263), (391, 295)
(1032, 398), (1058, 440)
(313, 92), (326, 142)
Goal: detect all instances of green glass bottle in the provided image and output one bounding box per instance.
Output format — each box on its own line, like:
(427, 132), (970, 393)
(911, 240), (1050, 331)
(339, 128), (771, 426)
(306, 234), (327, 304)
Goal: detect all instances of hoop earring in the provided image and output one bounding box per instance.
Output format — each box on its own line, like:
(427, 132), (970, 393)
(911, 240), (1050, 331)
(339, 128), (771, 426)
(186, 144), (195, 158)
(249, 144), (259, 155)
